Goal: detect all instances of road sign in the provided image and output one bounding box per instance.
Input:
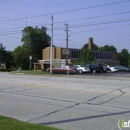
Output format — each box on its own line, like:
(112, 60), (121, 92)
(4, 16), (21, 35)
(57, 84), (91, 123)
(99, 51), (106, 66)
(62, 49), (70, 55)
(29, 56), (32, 60)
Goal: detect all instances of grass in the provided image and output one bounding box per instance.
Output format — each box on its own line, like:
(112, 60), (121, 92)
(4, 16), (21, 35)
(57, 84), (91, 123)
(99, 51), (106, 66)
(12, 70), (50, 75)
(0, 115), (61, 130)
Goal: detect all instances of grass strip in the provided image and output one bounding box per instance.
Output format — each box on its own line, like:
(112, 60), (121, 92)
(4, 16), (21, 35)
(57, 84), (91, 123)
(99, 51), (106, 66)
(0, 115), (61, 130)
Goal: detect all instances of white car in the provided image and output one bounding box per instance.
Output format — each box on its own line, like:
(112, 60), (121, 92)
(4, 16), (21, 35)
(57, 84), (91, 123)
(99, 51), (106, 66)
(108, 66), (118, 73)
(74, 65), (90, 74)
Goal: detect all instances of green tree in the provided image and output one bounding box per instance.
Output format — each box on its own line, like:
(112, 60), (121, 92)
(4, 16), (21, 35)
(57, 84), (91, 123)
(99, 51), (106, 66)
(0, 43), (14, 69)
(92, 43), (99, 50)
(0, 43), (7, 63)
(118, 49), (129, 66)
(21, 26), (51, 60)
(12, 45), (31, 69)
(80, 44), (95, 63)
(128, 54), (130, 67)
(100, 45), (117, 51)
(6, 51), (14, 69)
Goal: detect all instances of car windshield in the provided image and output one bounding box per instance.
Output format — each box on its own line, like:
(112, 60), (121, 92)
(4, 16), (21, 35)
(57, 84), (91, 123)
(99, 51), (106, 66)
(80, 65), (85, 67)
(70, 66), (76, 69)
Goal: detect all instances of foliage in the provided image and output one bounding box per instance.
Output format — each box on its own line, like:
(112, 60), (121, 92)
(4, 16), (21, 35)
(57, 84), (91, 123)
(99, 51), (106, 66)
(21, 26), (50, 60)
(0, 43), (7, 63)
(12, 26), (51, 70)
(80, 44), (95, 63)
(12, 45), (31, 69)
(128, 54), (130, 67)
(0, 43), (14, 69)
(118, 49), (129, 66)
(99, 45), (117, 52)
(92, 43), (99, 50)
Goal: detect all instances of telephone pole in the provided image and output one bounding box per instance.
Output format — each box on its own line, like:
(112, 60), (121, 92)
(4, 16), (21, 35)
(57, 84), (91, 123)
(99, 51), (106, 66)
(50, 15), (53, 73)
(65, 23), (69, 65)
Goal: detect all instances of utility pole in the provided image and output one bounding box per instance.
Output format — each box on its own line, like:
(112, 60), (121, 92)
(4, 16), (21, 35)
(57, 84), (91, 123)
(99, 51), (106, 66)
(50, 15), (53, 73)
(65, 23), (69, 65)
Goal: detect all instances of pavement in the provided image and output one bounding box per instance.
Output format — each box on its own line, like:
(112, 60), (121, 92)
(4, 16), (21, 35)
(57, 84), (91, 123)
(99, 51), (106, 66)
(0, 72), (130, 130)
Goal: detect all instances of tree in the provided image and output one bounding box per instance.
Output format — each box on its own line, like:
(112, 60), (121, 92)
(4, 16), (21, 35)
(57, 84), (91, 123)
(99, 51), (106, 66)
(128, 54), (130, 67)
(99, 45), (117, 52)
(12, 45), (31, 69)
(21, 26), (51, 60)
(92, 43), (99, 50)
(80, 44), (95, 63)
(118, 49), (129, 66)
(0, 43), (14, 69)
(0, 43), (7, 63)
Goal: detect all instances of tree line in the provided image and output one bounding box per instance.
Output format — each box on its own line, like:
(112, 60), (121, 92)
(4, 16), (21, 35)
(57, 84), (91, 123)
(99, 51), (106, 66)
(0, 26), (130, 70)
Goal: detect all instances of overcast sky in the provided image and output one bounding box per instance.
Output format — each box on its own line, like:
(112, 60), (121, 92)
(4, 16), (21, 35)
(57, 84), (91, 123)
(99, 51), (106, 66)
(0, 0), (130, 52)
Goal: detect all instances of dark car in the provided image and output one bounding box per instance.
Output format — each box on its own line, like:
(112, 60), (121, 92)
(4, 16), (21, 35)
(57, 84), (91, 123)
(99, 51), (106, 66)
(70, 66), (79, 74)
(85, 63), (104, 73)
(103, 65), (111, 73)
(115, 65), (130, 72)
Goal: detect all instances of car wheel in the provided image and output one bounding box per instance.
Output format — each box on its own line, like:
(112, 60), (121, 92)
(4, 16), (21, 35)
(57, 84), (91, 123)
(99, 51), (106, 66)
(92, 69), (96, 74)
(66, 70), (70, 75)
(79, 69), (82, 74)
(100, 70), (103, 73)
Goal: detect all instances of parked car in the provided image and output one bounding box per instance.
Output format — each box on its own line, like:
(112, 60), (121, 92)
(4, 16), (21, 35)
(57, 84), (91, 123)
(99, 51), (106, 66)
(85, 63), (104, 73)
(107, 66), (118, 73)
(115, 65), (130, 72)
(103, 65), (111, 73)
(73, 65), (90, 74)
(47, 66), (79, 74)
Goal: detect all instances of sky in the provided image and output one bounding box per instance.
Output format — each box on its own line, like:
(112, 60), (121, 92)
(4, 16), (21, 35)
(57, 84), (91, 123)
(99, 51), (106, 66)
(0, 0), (130, 52)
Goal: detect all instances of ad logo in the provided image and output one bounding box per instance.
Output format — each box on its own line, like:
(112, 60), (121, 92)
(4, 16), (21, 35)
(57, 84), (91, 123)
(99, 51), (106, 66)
(118, 119), (130, 129)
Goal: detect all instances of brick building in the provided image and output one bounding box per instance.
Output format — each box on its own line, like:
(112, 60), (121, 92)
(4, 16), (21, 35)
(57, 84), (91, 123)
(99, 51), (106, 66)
(34, 38), (120, 70)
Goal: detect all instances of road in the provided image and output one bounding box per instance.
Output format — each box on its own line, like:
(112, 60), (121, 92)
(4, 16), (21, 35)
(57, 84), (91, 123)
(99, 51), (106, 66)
(0, 72), (130, 130)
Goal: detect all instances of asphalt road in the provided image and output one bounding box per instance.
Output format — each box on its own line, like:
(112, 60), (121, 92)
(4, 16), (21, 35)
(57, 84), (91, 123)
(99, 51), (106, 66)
(0, 72), (130, 130)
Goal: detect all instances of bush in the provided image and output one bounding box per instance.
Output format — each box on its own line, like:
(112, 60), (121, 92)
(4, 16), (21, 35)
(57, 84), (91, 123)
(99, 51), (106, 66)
(42, 69), (47, 72)
(0, 68), (6, 72)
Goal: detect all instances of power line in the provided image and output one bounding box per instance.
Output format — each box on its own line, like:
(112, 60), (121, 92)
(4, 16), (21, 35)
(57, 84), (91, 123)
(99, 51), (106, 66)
(0, 0), (17, 5)
(70, 27), (114, 35)
(54, 11), (130, 24)
(51, 0), (130, 15)
(69, 18), (130, 28)
(0, 0), (130, 23)
(0, 18), (130, 36)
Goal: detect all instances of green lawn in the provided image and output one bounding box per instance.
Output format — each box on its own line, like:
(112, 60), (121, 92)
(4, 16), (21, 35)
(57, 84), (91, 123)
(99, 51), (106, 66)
(0, 115), (61, 130)
(12, 70), (50, 75)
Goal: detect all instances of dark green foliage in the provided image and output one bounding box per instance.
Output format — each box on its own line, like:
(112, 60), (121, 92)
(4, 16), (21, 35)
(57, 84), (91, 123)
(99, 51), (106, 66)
(0, 43), (14, 69)
(21, 26), (50, 60)
(80, 44), (95, 63)
(92, 43), (99, 50)
(13, 26), (51, 70)
(128, 54), (130, 67)
(99, 45), (117, 52)
(12, 45), (31, 70)
(118, 49), (129, 66)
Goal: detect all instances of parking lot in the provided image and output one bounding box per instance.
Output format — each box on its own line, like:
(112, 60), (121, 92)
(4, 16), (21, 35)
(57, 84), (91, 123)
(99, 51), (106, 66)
(0, 72), (130, 130)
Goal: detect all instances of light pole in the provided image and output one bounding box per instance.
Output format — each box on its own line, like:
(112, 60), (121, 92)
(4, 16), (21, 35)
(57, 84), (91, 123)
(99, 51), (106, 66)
(29, 56), (32, 72)
(50, 15), (53, 73)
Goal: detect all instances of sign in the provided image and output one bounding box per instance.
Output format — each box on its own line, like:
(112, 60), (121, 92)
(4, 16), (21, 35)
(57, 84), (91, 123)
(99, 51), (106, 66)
(29, 56), (32, 60)
(62, 49), (70, 55)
